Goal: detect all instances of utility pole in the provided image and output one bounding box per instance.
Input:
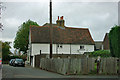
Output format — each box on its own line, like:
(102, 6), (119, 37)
(49, 0), (52, 58)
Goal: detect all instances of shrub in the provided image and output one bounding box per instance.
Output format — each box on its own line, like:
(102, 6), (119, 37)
(109, 25), (120, 58)
(89, 50), (111, 57)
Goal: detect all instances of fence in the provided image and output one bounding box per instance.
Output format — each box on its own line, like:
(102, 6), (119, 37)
(40, 58), (95, 75)
(99, 57), (118, 74)
(35, 54), (87, 68)
(39, 57), (119, 75)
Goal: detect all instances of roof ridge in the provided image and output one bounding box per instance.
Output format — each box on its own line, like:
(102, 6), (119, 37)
(65, 26), (88, 29)
(30, 25), (88, 30)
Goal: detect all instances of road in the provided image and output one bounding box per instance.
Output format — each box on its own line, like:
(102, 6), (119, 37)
(2, 64), (119, 80)
(2, 64), (66, 78)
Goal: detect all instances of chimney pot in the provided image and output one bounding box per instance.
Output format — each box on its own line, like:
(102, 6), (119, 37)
(60, 16), (63, 20)
(56, 16), (65, 27)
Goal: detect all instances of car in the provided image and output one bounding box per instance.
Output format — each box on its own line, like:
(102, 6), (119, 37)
(9, 59), (15, 66)
(13, 59), (25, 67)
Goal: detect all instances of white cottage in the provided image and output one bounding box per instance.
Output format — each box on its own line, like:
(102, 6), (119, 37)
(28, 16), (95, 67)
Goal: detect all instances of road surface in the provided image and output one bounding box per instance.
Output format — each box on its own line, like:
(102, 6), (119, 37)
(0, 69), (2, 80)
(2, 64), (119, 80)
(2, 64), (66, 78)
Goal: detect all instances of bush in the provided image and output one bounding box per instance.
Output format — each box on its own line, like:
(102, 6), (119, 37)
(109, 25), (120, 58)
(89, 50), (111, 57)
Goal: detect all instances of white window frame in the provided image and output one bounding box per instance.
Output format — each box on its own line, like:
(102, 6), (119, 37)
(80, 45), (84, 50)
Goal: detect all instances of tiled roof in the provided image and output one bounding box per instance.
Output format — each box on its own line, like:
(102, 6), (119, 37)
(30, 26), (94, 45)
(103, 33), (110, 50)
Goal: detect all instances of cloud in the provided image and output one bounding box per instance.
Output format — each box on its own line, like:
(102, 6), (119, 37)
(2, 2), (118, 40)
(98, 13), (110, 20)
(4, 18), (22, 28)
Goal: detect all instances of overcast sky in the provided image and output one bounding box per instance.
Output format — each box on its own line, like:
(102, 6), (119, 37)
(1, 0), (119, 52)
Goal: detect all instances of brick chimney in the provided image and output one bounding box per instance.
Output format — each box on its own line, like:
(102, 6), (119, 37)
(56, 16), (65, 27)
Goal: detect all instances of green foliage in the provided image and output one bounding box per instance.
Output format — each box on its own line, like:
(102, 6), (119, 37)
(89, 50), (111, 57)
(109, 25), (120, 58)
(14, 20), (39, 53)
(2, 41), (11, 61)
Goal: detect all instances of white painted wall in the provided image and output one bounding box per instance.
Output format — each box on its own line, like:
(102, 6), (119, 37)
(54, 44), (70, 54)
(30, 43), (94, 67)
(70, 44), (94, 54)
(71, 44), (84, 54)
(31, 43), (94, 55)
(31, 44), (50, 56)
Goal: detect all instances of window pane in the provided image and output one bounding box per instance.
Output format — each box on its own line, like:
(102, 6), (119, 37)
(80, 46), (84, 49)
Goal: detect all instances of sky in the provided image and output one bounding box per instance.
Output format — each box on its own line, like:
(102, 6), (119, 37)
(0, 0), (119, 53)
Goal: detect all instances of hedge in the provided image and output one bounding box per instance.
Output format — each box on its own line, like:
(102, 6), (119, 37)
(109, 25), (120, 58)
(89, 50), (111, 57)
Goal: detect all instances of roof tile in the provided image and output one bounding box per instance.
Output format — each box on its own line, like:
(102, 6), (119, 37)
(30, 25), (94, 45)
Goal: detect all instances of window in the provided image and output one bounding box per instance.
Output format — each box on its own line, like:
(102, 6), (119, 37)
(57, 44), (63, 48)
(80, 46), (84, 50)
(60, 45), (62, 48)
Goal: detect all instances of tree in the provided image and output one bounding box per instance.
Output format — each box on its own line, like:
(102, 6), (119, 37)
(14, 20), (39, 54)
(2, 41), (11, 61)
(109, 25), (120, 58)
